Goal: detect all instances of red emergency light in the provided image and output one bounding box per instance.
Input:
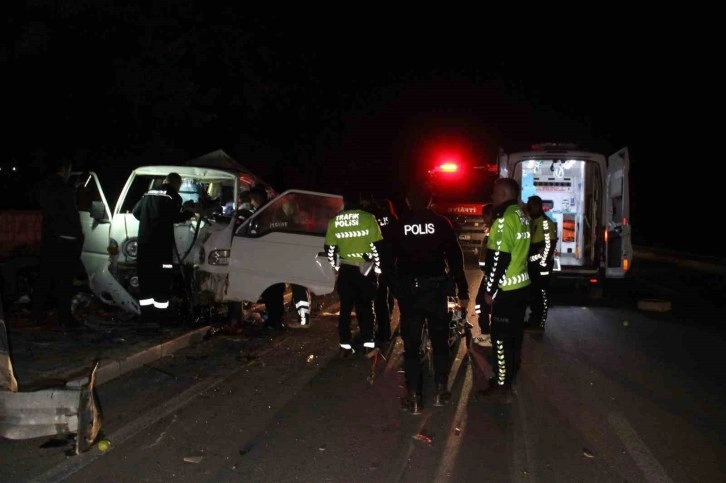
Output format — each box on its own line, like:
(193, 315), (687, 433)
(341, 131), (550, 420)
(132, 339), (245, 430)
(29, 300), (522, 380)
(438, 162), (459, 173)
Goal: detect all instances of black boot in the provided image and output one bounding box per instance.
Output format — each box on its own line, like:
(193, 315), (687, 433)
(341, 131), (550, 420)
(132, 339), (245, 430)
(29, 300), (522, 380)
(433, 383), (451, 407)
(400, 389), (422, 415)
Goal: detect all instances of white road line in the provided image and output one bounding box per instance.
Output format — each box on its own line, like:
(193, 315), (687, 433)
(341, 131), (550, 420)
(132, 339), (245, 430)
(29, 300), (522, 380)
(511, 379), (537, 483)
(432, 362), (473, 483)
(608, 412), (674, 483)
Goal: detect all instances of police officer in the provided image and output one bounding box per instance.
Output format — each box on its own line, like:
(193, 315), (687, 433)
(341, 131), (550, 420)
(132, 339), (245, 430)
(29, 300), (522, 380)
(132, 173), (196, 322)
(525, 195), (557, 331)
(388, 183), (469, 414)
(324, 191), (383, 357)
(477, 178), (531, 395)
(370, 197), (398, 344)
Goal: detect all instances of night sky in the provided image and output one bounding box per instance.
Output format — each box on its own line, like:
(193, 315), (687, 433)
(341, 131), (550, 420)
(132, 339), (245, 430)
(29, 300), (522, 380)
(3, 4), (720, 257)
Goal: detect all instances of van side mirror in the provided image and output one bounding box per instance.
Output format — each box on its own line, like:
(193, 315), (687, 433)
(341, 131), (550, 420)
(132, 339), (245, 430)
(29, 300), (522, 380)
(90, 201), (108, 222)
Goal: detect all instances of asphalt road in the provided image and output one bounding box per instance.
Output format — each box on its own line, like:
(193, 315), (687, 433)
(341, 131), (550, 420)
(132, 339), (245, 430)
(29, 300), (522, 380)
(2, 259), (725, 483)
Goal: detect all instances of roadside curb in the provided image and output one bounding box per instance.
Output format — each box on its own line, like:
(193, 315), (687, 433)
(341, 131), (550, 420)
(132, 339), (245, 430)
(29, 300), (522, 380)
(68, 325), (211, 387)
(62, 291), (339, 388)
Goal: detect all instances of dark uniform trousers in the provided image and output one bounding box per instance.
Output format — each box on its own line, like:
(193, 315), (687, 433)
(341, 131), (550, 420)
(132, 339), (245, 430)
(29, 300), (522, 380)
(475, 281), (492, 335)
(374, 275), (394, 341)
(261, 283), (310, 328)
(137, 242), (174, 309)
(397, 277), (450, 392)
(527, 261), (552, 327)
(490, 288), (528, 386)
(337, 264), (377, 346)
(33, 237), (83, 326)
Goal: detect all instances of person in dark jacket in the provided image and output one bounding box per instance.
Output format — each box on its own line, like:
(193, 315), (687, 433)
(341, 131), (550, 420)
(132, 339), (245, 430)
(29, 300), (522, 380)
(132, 173), (196, 322)
(387, 183), (469, 414)
(370, 197), (398, 344)
(32, 157), (85, 329)
(525, 195), (557, 331)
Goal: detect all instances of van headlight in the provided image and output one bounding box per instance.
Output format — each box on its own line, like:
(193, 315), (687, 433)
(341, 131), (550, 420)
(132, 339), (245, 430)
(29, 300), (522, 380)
(123, 238), (138, 258)
(208, 249), (230, 265)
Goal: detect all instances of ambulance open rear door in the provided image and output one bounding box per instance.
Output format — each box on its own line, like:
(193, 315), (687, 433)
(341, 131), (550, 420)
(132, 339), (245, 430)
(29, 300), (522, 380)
(605, 147), (632, 278)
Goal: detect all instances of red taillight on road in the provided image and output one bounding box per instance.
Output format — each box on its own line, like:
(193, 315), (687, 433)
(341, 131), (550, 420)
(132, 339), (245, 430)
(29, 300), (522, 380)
(589, 278), (599, 284)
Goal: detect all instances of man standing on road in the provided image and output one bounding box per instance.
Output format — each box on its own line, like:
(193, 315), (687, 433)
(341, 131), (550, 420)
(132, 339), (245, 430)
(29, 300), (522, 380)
(32, 157), (84, 329)
(370, 197), (398, 345)
(387, 183), (469, 414)
(525, 195), (557, 331)
(477, 178), (531, 395)
(324, 190), (383, 358)
(132, 173), (196, 324)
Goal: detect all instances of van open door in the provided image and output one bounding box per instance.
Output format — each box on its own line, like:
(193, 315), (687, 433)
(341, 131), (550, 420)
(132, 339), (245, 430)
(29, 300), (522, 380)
(497, 148), (509, 178)
(605, 148), (632, 278)
(72, 172), (112, 278)
(226, 190), (343, 303)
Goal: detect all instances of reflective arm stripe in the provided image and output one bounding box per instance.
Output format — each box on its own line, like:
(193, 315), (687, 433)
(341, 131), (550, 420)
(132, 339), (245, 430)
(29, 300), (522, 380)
(485, 219), (505, 294)
(370, 243), (381, 273)
(540, 219), (553, 267)
(327, 245), (337, 268)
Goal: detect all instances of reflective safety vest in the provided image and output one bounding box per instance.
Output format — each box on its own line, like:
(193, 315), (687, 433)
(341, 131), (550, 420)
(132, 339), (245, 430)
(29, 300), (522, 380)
(529, 214), (557, 268)
(486, 204), (531, 292)
(325, 209), (382, 266)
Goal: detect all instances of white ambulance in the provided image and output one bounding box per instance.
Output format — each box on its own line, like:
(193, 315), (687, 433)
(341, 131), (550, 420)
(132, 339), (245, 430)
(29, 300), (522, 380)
(498, 143), (632, 289)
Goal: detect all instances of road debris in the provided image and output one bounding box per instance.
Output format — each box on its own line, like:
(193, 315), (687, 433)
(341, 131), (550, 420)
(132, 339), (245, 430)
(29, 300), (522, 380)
(306, 354), (315, 363)
(583, 448), (595, 458)
(97, 439), (111, 452)
(413, 430), (434, 445)
(184, 455), (204, 464)
(318, 444), (327, 451)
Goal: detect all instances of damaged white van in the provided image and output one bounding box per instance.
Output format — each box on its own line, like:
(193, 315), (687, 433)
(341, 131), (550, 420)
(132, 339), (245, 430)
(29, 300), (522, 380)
(74, 150), (275, 316)
(75, 150), (343, 319)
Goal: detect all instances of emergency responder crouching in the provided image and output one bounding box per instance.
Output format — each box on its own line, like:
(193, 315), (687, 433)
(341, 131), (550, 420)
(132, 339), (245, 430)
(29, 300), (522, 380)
(388, 183), (469, 414)
(525, 195), (557, 331)
(477, 178), (531, 395)
(132, 172), (196, 323)
(324, 191), (383, 357)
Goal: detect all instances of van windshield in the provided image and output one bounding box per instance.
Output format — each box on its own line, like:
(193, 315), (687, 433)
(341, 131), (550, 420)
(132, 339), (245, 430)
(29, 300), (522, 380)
(118, 174), (237, 215)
